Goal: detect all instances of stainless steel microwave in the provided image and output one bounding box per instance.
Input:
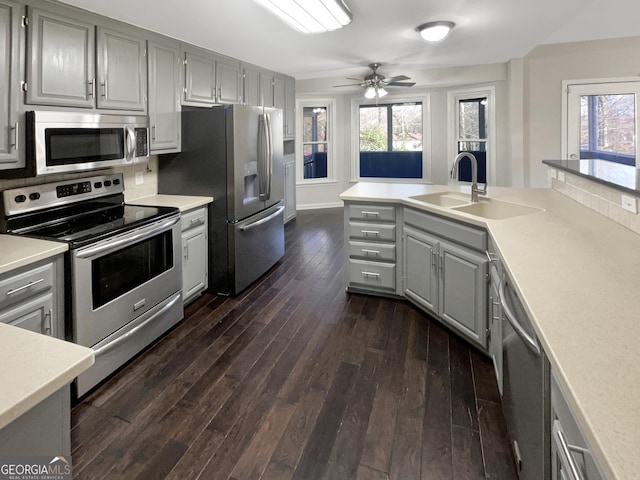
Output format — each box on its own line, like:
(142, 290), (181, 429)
(26, 111), (150, 175)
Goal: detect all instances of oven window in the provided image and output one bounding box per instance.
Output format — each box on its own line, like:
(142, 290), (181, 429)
(91, 231), (173, 309)
(46, 128), (124, 165)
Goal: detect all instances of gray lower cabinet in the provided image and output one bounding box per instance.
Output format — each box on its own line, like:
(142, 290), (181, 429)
(284, 157), (296, 223)
(148, 37), (181, 153)
(26, 6), (146, 111)
(551, 371), (605, 480)
(0, 256), (64, 338)
(183, 46), (241, 106)
(345, 203), (399, 295)
(0, 0), (22, 171)
(402, 209), (488, 349)
(181, 206), (208, 304)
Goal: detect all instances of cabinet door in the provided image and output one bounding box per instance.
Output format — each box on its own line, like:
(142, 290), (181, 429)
(0, 292), (55, 336)
(260, 72), (274, 107)
(439, 242), (488, 348)
(148, 39), (181, 153)
(184, 50), (216, 105)
(96, 26), (146, 111)
(284, 159), (296, 223)
(274, 75), (285, 110)
(183, 225), (207, 302)
(26, 7), (95, 108)
(0, 0), (20, 170)
(242, 65), (261, 105)
(284, 75), (295, 138)
(489, 272), (503, 395)
(403, 226), (439, 313)
(215, 55), (241, 104)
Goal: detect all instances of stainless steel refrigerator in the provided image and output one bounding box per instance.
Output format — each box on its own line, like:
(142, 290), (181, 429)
(158, 105), (285, 295)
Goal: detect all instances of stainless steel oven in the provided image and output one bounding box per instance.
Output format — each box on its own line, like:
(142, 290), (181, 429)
(26, 110), (149, 176)
(1, 173), (183, 397)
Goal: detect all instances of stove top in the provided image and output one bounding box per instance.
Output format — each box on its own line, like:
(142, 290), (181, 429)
(0, 173), (179, 248)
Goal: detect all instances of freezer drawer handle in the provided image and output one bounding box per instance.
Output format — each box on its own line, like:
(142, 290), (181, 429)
(553, 420), (586, 480)
(498, 275), (541, 356)
(239, 206), (284, 231)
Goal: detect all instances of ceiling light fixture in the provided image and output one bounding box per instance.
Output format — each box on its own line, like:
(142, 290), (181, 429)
(416, 21), (455, 42)
(254, 0), (352, 34)
(364, 85), (387, 100)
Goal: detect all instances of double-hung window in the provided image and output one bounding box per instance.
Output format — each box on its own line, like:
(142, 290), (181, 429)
(297, 99), (336, 183)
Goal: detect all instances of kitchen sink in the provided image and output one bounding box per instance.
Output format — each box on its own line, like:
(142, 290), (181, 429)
(452, 198), (543, 219)
(410, 191), (471, 207)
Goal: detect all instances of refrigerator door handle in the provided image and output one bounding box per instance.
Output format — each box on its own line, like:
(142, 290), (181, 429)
(239, 206), (284, 231)
(265, 113), (273, 201)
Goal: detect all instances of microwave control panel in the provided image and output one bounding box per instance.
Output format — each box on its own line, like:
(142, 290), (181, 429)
(135, 128), (148, 157)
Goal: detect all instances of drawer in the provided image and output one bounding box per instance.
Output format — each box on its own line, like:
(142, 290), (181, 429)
(349, 222), (396, 242)
(347, 204), (396, 222)
(0, 262), (54, 308)
(181, 207), (207, 232)
(404, 207), (487, 251)
(348, 240), (396, 261)
(348, 259), (396, 290)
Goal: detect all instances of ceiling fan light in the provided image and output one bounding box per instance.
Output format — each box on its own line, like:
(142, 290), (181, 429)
(364, 86), (377, 99)
(377, 87), (388, 98)
(254, 0), (352, 33)
(417, 21), (455, 42)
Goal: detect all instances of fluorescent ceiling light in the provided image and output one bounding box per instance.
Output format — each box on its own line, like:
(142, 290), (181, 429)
(416, 21), (455, 42)
(254, 0), (352, 34)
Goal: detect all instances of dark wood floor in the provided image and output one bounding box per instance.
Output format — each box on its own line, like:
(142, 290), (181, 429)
(70, 207), (517, 480)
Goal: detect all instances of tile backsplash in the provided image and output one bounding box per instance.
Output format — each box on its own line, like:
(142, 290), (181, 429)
(0, 157), (158, 202)
(551, 170), (640, 235)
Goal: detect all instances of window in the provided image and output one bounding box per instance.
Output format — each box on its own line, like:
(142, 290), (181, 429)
(565, 81), (640, 167)
(296, 99), (336, 183)
(448, 87), (495, 185)
(357, 101), (424, 179)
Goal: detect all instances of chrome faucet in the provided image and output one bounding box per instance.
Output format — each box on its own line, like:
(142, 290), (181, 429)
(450, 152), (487, 202)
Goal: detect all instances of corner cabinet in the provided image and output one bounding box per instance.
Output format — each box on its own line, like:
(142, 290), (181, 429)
(181, 206), (208, 304)
(402, 207), (488, 349)
(148, 37), (181, 153)
(183, 45), (241, 106)
(0, 0), (22, 172)
(0, 256), (64, 339)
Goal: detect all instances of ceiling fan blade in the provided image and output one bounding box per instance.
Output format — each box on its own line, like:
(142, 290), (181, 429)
(386, 81), (416, 87)
(333, 83), (364, 87)
(386, 75), (411, 82)
(345, 77), (363, 81)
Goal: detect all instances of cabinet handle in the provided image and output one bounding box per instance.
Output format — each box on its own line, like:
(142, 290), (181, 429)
(45, 308), (53, 335)
(88, 79), (95, 99)
(361, 248), (380, 256)
(6, 278), (45, 296)
(190, 216), (205, 226)
(361, 210), (380, 217)
(184, 244), (189, 260)
(361, 230), (380, 237)
(362, 271), (380, 278)
(553, 420), (586, 480)
(486, 250), (498, 263)
(152, 125), (156, 142)
(431, 250), (437, 268)
(10, 122), (18, 151)
(101, 80), (108, 98)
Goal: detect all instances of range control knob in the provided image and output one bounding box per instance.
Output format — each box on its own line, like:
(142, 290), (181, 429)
(112, 178), (120, 185)
(104, 180), (112, 187)
(29, 192), (41, 201)
(14, 195), (26, 203)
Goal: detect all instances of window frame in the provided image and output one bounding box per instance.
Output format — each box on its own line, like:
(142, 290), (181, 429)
(350, 94), (431, 183)
(296, 98), (337, 185)
(447, 86), (496, 186)
(562, 78), (640, 166)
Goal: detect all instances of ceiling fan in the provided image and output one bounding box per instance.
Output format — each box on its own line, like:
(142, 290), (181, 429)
(334, 63), (416, 99)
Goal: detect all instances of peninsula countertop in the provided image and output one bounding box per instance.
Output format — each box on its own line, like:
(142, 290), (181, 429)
(340, 182), (640, 480)
(127, 194), (213, 212)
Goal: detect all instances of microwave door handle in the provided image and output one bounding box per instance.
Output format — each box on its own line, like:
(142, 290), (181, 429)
(125, 127), (135, 161)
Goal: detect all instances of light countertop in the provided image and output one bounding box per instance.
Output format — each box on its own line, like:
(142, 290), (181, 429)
(0, 323), (94, 430)
(127, 194), (213, 212)
(0, 235), (68, 276)
(341, 182), (640, 480)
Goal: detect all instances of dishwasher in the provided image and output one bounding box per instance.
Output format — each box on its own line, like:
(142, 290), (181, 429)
(500, 271), (551, 480)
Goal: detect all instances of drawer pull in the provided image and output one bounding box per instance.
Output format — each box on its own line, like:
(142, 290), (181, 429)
(190, 216), (205, 226)
(361, 210), (380, 217)
(6, 278), (45, 296)
(362, 271), (380, 278)
(361, 230), (380, 237)
(361, 249), (380, 256)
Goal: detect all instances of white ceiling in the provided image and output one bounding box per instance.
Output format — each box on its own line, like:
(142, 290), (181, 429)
(59, 0), (640, 84)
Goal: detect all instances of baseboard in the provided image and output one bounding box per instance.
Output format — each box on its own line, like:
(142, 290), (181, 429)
(296, 202), (344, 211)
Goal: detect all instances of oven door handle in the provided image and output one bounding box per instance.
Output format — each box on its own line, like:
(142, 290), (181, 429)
(498, 274), (541, 357)
(92, 293), (181, 357)
(75, 215), (180, 259)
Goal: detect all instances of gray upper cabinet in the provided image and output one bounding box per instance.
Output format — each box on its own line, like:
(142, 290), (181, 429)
(26, 6), (146, 112)
(274, 74), (295, 139)
(95, 26), (146, 111)
(148, 38), (181, 153)
(242, 63), (261, 106)
(260, 71), (274, 107)
(0, 0), (21, 171)
(26, 7), (95, 108)
(183, 46), (241, 106)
